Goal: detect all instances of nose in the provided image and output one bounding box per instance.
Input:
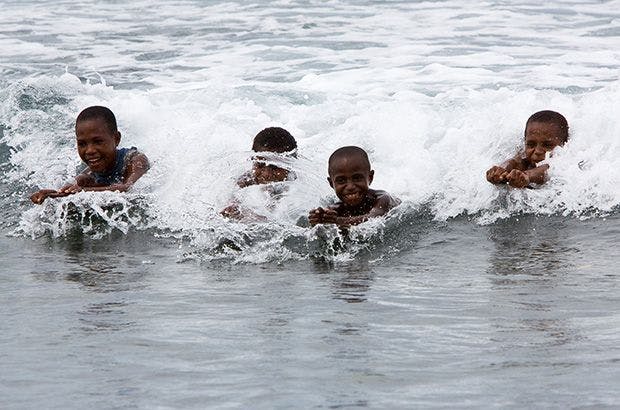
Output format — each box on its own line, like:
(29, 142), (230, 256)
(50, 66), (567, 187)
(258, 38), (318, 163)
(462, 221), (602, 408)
(343, 181), (356, 191)
(84, 143), (96, 155)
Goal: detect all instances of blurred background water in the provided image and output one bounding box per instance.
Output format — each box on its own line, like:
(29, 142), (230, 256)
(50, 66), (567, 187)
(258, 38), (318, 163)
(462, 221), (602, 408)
(1, 0), (619, 408)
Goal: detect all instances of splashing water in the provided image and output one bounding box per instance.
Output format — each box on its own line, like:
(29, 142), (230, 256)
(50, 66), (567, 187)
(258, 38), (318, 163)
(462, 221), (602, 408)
(1, 0), (620, 262)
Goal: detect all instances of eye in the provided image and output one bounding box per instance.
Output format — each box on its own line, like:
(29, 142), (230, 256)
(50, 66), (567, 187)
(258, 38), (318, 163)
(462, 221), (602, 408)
(526, 141), (536, 148)
(335, 177), (346, 184)
(352, 174), (364, 182)
(543, 142), (555, 149)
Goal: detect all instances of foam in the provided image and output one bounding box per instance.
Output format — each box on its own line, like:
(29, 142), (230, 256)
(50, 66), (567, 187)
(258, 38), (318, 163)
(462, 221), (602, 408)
(1, 1), (620, 261)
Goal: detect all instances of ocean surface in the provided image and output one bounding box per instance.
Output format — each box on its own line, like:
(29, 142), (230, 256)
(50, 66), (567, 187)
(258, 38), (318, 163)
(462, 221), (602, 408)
(1, 0), (619, 408)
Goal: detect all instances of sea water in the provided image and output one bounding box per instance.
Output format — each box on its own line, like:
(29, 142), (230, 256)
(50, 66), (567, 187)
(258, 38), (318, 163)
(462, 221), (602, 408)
(1, 0), (619, 408)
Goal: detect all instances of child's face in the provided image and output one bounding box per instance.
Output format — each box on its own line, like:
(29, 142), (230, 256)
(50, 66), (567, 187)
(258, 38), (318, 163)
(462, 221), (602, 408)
(76, 118), (120, 174)
(524, 121), (565, 164)
(328, 155), (374, 207)
(252, 155), (289, 184)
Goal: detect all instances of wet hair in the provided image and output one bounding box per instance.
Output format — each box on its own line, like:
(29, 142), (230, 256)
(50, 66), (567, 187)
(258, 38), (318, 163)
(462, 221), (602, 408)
(525, 110), (569, 143)
(75, 106), (118, 134)
(328, 146), (371, 172)
(252, 127), (297, 155)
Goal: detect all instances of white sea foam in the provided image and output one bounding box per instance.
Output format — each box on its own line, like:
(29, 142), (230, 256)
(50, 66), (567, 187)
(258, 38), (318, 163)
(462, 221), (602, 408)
(1, 0), (619, 259)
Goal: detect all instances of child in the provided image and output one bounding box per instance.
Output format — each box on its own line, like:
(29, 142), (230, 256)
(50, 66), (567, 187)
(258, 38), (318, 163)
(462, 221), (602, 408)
(308, 146), (400, 227)
(30, 106), (149, 204)
(236, 127), (297, 187)
(221, 127), (297, 218)
(486, 110), (568, 188)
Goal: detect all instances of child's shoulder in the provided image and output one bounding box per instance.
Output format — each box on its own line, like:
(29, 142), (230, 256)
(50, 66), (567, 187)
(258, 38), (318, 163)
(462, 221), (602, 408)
(370, 189), (401, 208)
(124, 147), (149, 163)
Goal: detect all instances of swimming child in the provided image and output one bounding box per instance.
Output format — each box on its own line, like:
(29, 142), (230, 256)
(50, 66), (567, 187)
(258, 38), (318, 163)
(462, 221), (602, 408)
(235, 126), (297, 187)
(30, 106), (150, 204)
(486, 110), (568, 188)
(221, 127), (297, 219)
(308, 146), (400, 228)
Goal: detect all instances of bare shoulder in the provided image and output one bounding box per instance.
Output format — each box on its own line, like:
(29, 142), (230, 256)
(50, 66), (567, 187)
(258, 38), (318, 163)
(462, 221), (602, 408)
(369, 189), (401, 213)
(372, 189), (400, 203)
(129, 151), (149, 168)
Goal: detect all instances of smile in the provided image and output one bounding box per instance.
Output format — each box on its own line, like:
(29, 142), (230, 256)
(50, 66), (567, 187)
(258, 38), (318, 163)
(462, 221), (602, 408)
(87, 158), (104, 167)
(344, 192), (362, 202)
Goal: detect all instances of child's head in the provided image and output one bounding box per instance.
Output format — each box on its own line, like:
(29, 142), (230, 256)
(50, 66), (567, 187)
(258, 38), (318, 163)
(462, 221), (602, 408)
(251, 127), (297, 184)
(252, 127), (297, 155)
(524, 110), (568, 164)
(327, 146), (374, 207)
(75, 106), (121, 174)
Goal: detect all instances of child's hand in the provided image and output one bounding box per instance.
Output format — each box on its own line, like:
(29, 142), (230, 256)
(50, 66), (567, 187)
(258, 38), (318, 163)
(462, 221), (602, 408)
(221, 204), (242, 219)
(58, 183), (82, 194)
(30, 189), (57, 204)
(320, 208), (338, 224)
(486, 166), (509, 184)
(506, 169), (530, 188)
(309, 207), (339, 226)
(308, 208), (324, 226)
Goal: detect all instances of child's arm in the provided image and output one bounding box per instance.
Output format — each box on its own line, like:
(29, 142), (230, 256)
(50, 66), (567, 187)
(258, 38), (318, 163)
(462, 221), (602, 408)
(334, 195), (397, 227)
(237, 171), (255, 188)
(505, 164), (549, 188)
(30, 189), (68, 204)
(61, 153), (149, 193)
(310, 193), (400, 228)
(30, 173), (94, 204)
(486, 158), (521, 184)
(29, 154), (149, 203)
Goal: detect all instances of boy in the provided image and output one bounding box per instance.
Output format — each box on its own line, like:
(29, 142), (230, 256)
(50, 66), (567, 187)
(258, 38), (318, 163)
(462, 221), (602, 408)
(308, 146), (400, 227)
(486, 110), (568, 188)
(30, 106), (149, 204)
(236, 126), (297, 188)
(221, 127), (296, 218)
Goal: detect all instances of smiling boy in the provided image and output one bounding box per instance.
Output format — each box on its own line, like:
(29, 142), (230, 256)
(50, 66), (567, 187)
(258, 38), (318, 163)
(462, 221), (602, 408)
(30, 106), (149, 204)
(308, 146), (400, 227)
(486, 110), (568, 188)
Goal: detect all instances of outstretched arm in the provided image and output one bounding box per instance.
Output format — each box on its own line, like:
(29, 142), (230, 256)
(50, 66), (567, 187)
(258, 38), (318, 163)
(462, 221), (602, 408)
(59, 153), (150, 194)
(30, 189), (68, 204)
(29, 173), (94, 204)
(29, 154), (150, 203)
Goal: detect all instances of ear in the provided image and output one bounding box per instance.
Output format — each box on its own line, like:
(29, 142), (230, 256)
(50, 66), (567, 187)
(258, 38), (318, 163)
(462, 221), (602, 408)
(327, 176), (333, 187)
(368, 170), (374, 185)
(114, 131), (121, 146)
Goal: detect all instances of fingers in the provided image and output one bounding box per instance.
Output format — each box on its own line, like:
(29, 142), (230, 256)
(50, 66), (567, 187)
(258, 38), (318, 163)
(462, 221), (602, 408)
(309, 207), (339, 225)
(58, 184), (82, 194)
(30, 189), (58, 204)
(30, 193), (45, 204)
(221, 204), (241, 218)
(506, 170), (529, 188)
(486, 166), (508, 184)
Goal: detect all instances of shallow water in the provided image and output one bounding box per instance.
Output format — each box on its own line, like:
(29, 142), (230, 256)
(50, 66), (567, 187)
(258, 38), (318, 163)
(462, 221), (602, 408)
(2, 215), (619, 408)
(1, 0), (620, 408)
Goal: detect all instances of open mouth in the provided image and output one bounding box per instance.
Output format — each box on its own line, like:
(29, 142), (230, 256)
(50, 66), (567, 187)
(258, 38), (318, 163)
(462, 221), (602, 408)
(343, 192), (362, 204)
(87, 158), (105, 169)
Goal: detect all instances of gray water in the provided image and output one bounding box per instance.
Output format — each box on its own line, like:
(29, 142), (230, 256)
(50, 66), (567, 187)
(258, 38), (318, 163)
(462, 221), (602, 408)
(2, 0), (620, 408)
(2, 214), (619, 409)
